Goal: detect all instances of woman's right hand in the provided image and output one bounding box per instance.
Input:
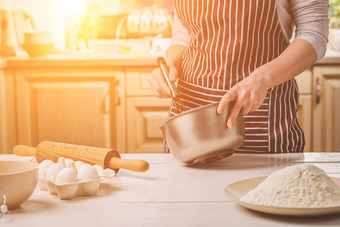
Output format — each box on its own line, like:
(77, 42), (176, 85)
(148, 66), (179, 98)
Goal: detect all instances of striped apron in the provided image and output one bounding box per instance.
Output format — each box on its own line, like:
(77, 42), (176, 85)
(165, 0), (305, 153)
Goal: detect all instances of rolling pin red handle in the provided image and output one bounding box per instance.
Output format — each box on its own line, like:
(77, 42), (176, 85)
(109, 157), (149, 172)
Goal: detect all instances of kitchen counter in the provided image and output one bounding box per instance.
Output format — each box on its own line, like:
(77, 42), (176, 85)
(1, 153), (340, 227)
(316, 49), (340, 64)
(2, 48), (340, 68)
(4, 52), (158, 68)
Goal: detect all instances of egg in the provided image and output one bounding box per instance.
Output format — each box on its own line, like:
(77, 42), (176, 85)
(46, 163), (63, 183)
(55, 168), (78, 185)
(93, 164), (103, 177)
(75, 161), (84, 171)
(77, 164), (99, 181)
(102, 168), (116, 178)
(39, 160), (54, 179)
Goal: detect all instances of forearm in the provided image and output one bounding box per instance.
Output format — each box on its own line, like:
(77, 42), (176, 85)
(257, 39), (317, 89)
(165, 44), (186, 72)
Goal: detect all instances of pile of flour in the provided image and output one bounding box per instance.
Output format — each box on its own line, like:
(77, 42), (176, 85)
(240, 163), (340, 208)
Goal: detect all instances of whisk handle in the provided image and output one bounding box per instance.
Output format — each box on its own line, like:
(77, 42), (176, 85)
(157, 56), (180, 99)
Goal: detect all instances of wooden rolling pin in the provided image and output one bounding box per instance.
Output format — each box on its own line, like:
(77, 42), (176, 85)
(13, 141), (149, 173)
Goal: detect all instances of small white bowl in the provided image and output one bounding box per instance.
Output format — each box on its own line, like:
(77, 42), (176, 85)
(0, 160), (39, 209)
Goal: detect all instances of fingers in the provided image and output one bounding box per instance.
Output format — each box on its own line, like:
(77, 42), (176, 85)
(240, 95), (253, 115)
(169, 67), (179, 82)
(218, 88), (251, 128)
(228, 98), (264, 127)
(217, 91), (237, 114)
(218, 90), (242, 128)
(149, 67), (180, 98)
(240, 103), (252, 116)
(148, 68), (171, 98)
(149, 85), (160, 97)
(226, 101), (242, 128)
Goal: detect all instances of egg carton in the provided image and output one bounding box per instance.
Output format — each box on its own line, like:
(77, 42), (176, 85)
(43, 178), (101, 200)
(38, 157), (115, 200)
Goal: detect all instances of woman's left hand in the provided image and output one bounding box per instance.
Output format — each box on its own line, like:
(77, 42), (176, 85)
(217, 67), (271, 128)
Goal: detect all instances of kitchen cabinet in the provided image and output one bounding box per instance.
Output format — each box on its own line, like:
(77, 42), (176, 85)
(0, 67), (6, 153)
(125, 68), (171, 153)
(295, 70), (312, 152)
(0, 68), (4, 152)
(297, 95), (312, 152)
(7, 67), (126, 153)
(0, 59), (170, 154)
(126, 97), (170, 153)
(312, 66), (340, 152)
(0, 55), (339, 154)
(0, 62), (16, 154)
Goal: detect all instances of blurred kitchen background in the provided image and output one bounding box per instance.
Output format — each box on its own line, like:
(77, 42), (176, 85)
(0, 0), (174, 56)
(0, 0), (340, 155)
(2, 0), (340, 56)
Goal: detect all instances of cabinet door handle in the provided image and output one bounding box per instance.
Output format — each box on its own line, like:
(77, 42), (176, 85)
(315, 78), (321, 105)
(104, 80), (122, 113)
(116, 80), (122, 106)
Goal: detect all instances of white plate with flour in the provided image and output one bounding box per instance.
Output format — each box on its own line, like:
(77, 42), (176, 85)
(225, 176), (340, 216)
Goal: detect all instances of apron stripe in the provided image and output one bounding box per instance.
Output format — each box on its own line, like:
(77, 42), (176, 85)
(241, 0), (253, 79)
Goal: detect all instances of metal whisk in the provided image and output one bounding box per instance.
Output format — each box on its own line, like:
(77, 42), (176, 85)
(157, 57), (187, 113)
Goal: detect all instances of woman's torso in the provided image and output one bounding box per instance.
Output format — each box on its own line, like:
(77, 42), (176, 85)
(167, 0), (304, 153)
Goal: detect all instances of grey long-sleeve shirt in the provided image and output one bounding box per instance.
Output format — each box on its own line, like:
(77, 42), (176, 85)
(171, 0), (329, 60)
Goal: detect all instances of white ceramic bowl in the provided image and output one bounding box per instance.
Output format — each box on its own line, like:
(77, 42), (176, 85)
(22, 43), (53, 57)
(0, 160), (39, 209)
(24, 31), (52, 44)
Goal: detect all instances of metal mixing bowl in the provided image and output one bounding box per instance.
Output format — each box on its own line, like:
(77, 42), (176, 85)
(160, 103), (245, 165)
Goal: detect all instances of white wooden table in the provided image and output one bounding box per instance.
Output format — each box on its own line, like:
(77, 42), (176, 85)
(1, 153), (340, 227)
